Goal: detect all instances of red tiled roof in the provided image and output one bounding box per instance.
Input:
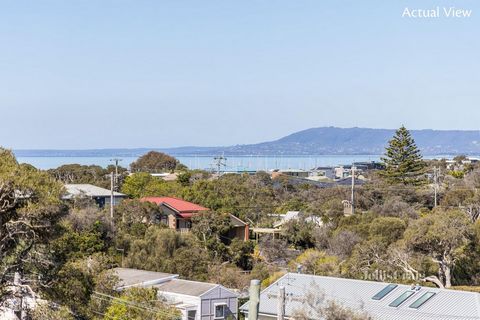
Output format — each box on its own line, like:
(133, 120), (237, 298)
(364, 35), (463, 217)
(141, 197), (209, 213)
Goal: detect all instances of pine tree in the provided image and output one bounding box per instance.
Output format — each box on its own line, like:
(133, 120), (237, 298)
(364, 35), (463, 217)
(380, 126), (427, 185)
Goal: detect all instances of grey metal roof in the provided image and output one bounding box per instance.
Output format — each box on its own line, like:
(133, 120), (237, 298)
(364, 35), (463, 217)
(240, 273), (480, 320)
(273, 211), (322, 228)
(64, 184), (126, 198)
(114, 268), (178, 289)
(230, 214), (247, 227)
(153, 279), (218, 297)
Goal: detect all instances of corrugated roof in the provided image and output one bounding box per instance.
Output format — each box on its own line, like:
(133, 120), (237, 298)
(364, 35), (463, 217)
(273, 211), (322, 228)
(64, 184), (125, 198)
(114, 268), (178, 288)
(230, 214), (247, 227)
(141, 197), (209, 213)
(240, 273), (480, 320)
(154, 279), (218, 297)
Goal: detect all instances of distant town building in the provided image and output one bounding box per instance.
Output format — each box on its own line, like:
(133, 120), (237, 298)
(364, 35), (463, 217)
(312, 166), (336, 179)
(63, 184), (126, 208)
(149, 172), (179, 181)
(276, 169), (310, 178)
(114, 268), (238, 320)
(445, 157), (480, 171)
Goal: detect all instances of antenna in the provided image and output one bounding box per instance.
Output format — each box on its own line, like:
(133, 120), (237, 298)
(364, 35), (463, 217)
(213, 153), (227, 176)
(109, 158), (123, 190)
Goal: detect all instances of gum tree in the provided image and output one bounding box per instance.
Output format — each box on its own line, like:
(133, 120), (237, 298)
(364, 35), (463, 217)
(403, 209), (472, 288)
(0, 148), (67, 305)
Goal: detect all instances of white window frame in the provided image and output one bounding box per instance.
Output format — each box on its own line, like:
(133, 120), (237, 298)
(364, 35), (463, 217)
(214, 303), (227, 319)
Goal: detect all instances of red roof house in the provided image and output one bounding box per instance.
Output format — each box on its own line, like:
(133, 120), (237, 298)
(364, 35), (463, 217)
(141, 197), (208, 218)
(141, 196), (249, 240)
(141, 197), (208, 231)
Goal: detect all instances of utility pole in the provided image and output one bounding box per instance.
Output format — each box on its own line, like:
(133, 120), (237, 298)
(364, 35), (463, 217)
(248, 279), (261, 320)
(433, 166), (440, 207)
(351, 163), (355, 215)
(277, 286), (285, 320)
(213, 154), (227, 177)
(267, 288), (304, 318)
(110, 172), (114, 223)
(110, 158), (122, 190)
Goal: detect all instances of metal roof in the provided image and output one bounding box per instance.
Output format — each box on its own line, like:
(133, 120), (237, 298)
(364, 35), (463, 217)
(141, 197), (209, 213)
(273, 211), (322, 228)
(114, 268), (178, 289)
(230, 214), (247, 227)
(240, 273), (480, 320)
(64, 184), (126, 198)
(154, 279), (218, 297)
(113, 268), (238, 299)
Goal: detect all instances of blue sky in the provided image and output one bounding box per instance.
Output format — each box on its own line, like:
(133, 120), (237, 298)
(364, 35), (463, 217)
(1, 0), (479, 149)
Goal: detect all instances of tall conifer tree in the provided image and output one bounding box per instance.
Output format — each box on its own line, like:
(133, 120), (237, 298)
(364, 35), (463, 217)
(380, 126), (427, 185)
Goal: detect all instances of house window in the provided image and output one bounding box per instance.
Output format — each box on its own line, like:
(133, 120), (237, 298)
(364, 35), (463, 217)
(160, 215), (168, 225)
(214, 304), (227, 319)
(187, 310), (196, 320)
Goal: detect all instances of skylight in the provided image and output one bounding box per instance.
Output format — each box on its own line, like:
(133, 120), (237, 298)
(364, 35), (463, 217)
(372, 284), (398, 300)
(389, 291), (416, 307)
(409, 292), (436, 309)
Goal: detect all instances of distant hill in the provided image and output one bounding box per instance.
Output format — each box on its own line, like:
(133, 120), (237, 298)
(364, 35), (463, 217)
(14, 127), (480, 157)
(223, 127), (480, 155)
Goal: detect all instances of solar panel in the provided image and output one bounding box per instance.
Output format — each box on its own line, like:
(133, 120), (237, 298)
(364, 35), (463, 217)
(372, 284), (398, 300)
(409, 292), (436, 309)
(389, 291), (416, 307)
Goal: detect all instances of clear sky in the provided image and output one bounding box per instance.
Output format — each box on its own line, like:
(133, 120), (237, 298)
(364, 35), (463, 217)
(1, 0), (479, 149)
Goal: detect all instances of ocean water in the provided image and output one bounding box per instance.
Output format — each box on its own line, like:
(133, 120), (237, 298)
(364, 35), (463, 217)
(16, 155), (383, 171)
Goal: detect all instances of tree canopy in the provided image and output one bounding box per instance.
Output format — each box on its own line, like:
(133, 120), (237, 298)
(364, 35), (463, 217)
(130, 151), (181, 173)
(0, 148), (67, 300)
(380, 126), (427, 185)
(104, 287), (180, 320)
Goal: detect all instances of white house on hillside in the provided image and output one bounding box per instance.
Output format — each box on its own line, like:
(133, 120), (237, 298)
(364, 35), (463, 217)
(114, 268), (238, 320)
(63, 184), (126, 208)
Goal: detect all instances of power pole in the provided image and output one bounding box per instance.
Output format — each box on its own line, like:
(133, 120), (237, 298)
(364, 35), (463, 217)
(110, 158), (122, 190)
(248, 279), (261, 320)
(433, 166), (440, 207)
(277, 286), (285, 320)
(267, 288), (304, 318)
(213, 154), (227, 176)
(351, 163), (355, 215)
(110, 172), (114, 223)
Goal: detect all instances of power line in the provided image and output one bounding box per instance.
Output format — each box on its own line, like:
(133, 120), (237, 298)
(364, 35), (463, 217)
(91, 292), (180, 318)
